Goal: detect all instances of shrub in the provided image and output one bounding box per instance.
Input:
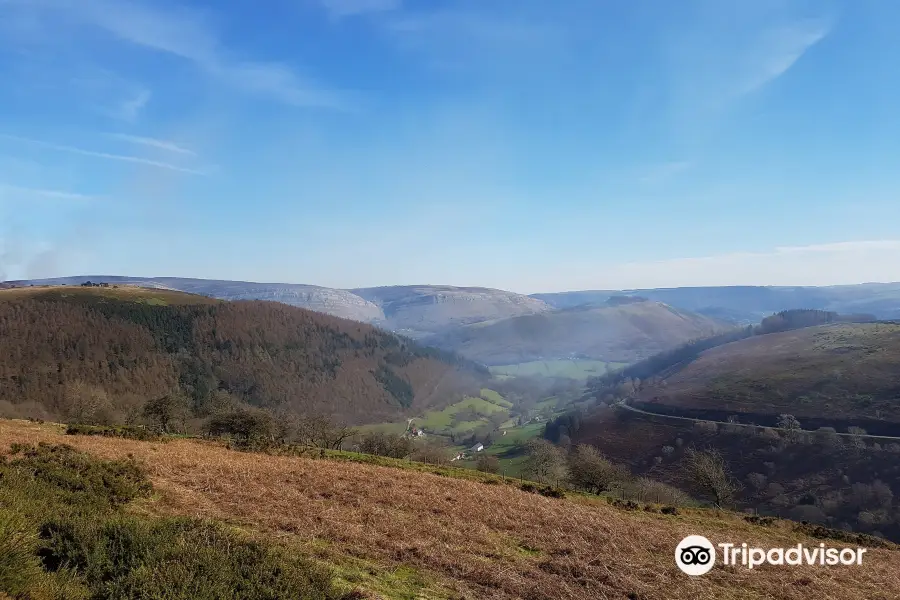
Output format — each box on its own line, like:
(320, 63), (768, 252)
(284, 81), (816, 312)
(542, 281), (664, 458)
(8, 443), (151, 510)
(205, 408), (274, 442)
(0, 443), (344, 600)
(66, 423), (162, 442)
(794, 523), (895, 549)
(476, 454), (500, 474)
(744, 515), (777, 527)
(567, 445), (624, 494)
(0, 507), (42, 595)
(358, 432), (413, 459)
(38, 516), (341, 600)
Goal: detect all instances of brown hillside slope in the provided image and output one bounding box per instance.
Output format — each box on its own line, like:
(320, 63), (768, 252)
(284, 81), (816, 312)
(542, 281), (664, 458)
(639, 322), (900, 424)
(432, 299), (731, 365)
(3, 420), (898, 600)
(0, 287), (485, 425)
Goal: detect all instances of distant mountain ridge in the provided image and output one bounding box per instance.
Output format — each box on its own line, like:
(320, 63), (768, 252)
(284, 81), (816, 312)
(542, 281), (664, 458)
(532, 283), (900, 323)
(9, 277), (900, 336)
(8, 276), (386, 322)
(425, 298), (731, 365)
(353, 285), (552, 336)
(7, 277), (552, 337)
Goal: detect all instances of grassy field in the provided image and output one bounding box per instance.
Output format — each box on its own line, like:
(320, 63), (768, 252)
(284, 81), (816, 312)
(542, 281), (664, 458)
(3, 419), (900, 600)
(361, 389), (513, 438)
(458, 422), (546, 476)
(480, 388), (513, 407)
(418, 395), (507, 435)
(490, 359), (627, 380)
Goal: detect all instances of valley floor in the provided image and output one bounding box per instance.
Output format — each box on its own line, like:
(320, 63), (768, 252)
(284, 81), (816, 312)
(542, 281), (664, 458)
(2, 420), (900, 599)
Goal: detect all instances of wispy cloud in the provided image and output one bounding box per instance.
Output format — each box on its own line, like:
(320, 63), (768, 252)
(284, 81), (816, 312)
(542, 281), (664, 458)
(106, 133), (195, 156)
(320, 0), (401, 18)
(114, 88), (151, 122)
(665, 2), (834, 142)
(0, 183), (97, 201)
(0, 134), (208, 175)
(731, 18), (832, 98)
(7, 0), (348, 109)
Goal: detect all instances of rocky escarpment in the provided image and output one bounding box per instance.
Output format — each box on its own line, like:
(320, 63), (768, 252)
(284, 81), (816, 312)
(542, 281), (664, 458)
(352, 285), (553, 334)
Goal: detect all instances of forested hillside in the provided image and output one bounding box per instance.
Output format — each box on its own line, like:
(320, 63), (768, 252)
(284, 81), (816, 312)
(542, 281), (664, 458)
(0, 287), (487, 425)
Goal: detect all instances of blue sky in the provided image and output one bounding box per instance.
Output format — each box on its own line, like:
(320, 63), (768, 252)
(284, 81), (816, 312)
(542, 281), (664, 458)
(1, 0), (900, 292)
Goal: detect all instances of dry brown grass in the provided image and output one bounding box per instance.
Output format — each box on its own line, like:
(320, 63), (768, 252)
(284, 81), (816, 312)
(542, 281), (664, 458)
(3, 419), (899, 600)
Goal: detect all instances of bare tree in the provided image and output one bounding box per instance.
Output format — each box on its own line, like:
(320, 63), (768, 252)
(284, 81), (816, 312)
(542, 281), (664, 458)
(745, 472), (768, 495)
(682, 448), (741, 508)
(524, 439), (568, 485)
(142, 394), (189, 433)
(777, 414), (802, 441)
(295, 415), (356, 450)
(476, 454), (500, 474)
(567, 444), (625, 494)
(411, 438), (453, 465)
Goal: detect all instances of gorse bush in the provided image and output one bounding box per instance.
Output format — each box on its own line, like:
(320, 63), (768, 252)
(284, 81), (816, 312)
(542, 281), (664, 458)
(0, 507), (43, 595)
(7, 442), (151, 510)
(39, 517), (338, 600)
(0, 443), (347, 600)
(65, 423), (163, 442)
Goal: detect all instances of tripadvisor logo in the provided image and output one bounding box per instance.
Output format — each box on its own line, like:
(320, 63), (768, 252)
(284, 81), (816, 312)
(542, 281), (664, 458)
(675, 535), (716, 576)
(675, 535), (868, 575)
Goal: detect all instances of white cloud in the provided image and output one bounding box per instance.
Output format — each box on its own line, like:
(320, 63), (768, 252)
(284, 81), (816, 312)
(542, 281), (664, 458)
(5, 0), (347, 109)
(106, 133), (195, 156)
(0, 133), (208, 175)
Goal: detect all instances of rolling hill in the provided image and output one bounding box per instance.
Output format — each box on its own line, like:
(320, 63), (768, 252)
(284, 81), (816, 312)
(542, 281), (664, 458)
(427, 297), (732, 365)
(353, 284), (552, 336)
(6, 277), (552, 336)
(0, 286), (487, 425)
(12, 277), (900, 334)
(540, 319), (900, 543)
(533, 283), (900, 324)
(7, 276), (386, 322)
(634, 322), (900, 429)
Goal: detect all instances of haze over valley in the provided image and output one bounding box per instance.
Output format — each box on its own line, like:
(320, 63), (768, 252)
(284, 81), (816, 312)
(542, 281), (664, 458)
(5, 0), (900, 596)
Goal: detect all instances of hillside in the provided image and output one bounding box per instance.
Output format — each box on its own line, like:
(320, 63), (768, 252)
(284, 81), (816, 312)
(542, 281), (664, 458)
(7, 278), (553, 336)
(4, 419), (900, 600)
(534, 283), (900, 324)
(635, 322), (900, 428)
(428, 298), (731, 365)
(8, 276), (386, 322)
(0, 286), (487, 425)
(353, 285), (552, 336)
(567, 405), (900, 543)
